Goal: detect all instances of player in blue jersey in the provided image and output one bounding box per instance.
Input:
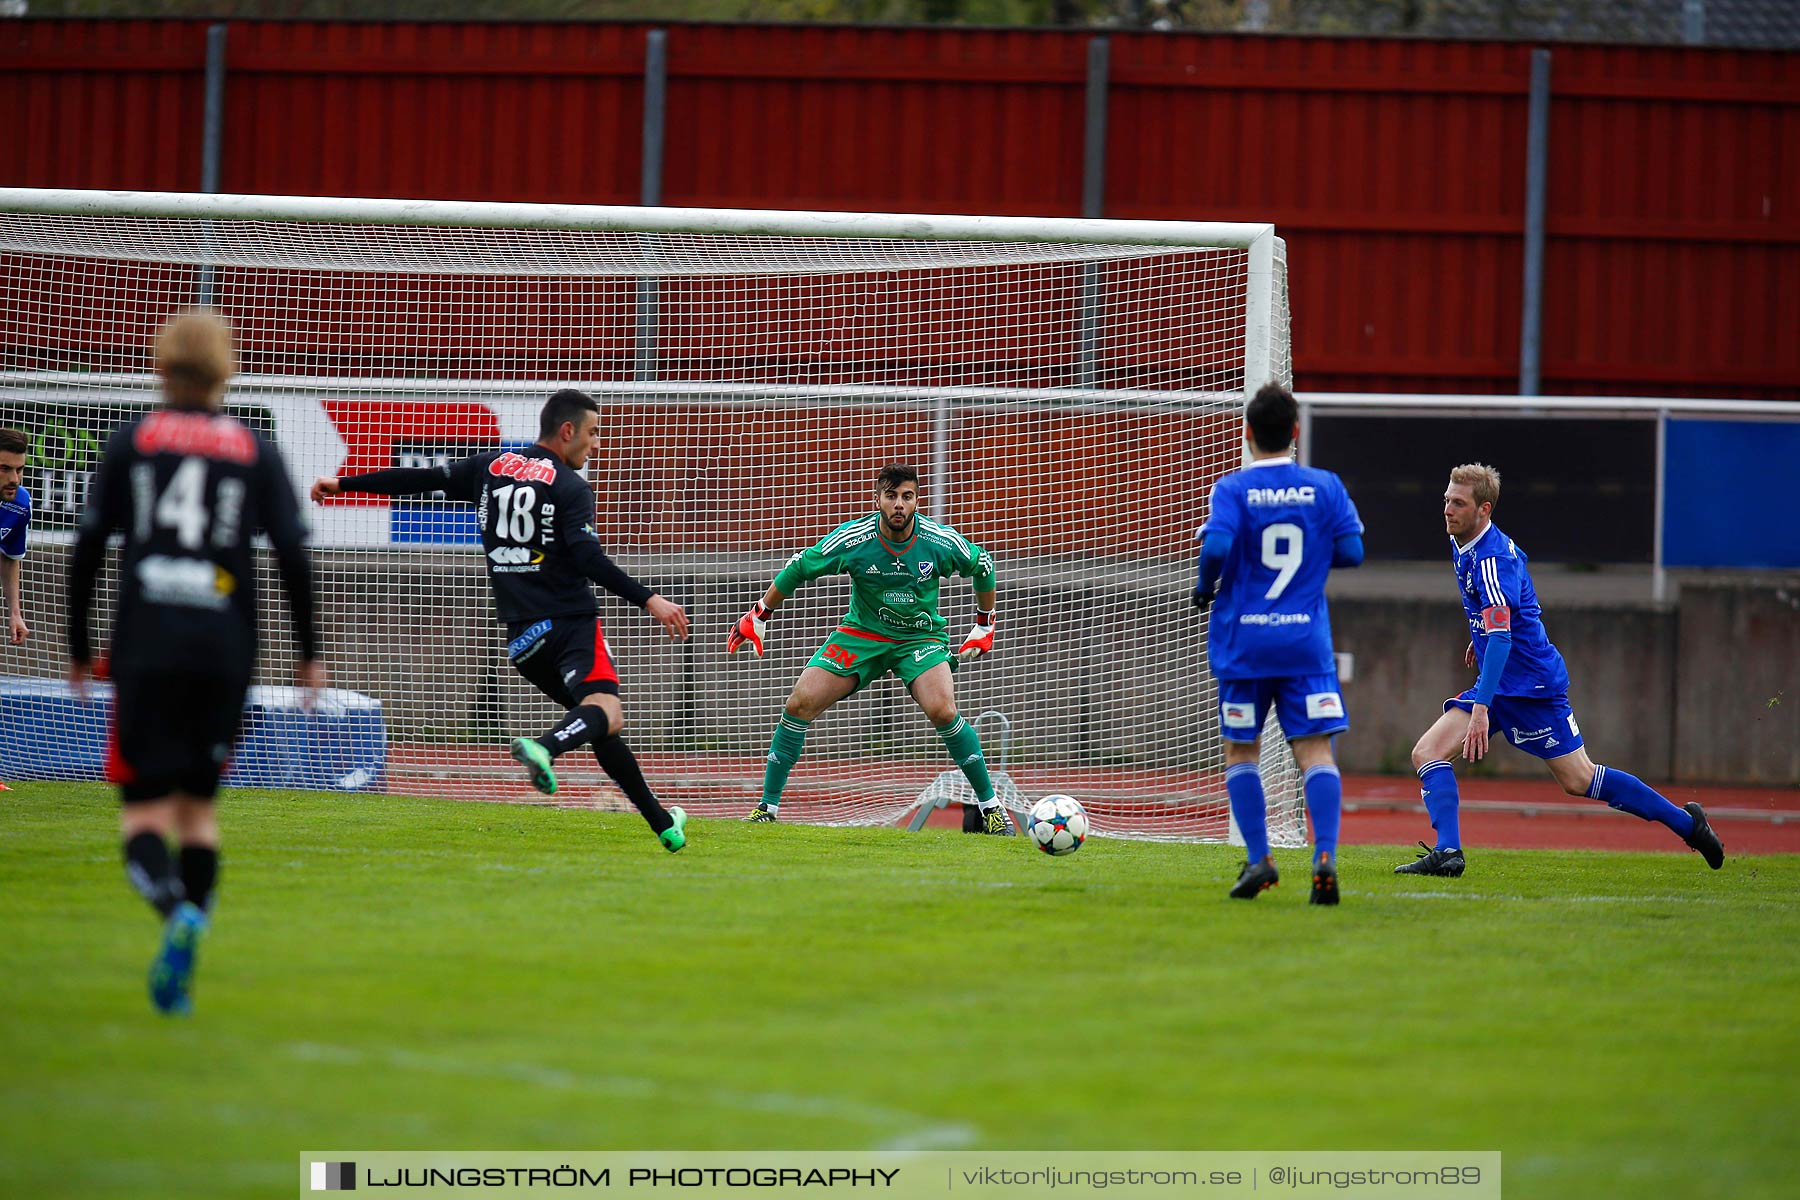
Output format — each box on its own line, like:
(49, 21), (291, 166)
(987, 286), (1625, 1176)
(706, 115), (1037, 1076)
(1195, 384), (1364, 904)
(1396, 463), (1724, 876)
(0, 427), (29, 645)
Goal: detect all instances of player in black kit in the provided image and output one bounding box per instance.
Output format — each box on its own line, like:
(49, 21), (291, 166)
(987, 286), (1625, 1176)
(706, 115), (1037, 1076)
(311, 389), (693, 851)
(67, 309), (324, 1016)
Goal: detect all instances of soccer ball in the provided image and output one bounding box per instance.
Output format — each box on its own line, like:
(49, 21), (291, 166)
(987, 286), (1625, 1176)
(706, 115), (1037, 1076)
(1026, 794), (1089, 856)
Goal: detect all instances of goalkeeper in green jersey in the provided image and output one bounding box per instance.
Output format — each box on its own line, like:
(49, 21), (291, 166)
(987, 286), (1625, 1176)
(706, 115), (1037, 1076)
(728, 463), (1008, 833)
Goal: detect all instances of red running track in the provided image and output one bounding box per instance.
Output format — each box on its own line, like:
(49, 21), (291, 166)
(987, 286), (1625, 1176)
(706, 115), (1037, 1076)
(1332, 773), (1800, 856)
(385, 747), (1800, 855)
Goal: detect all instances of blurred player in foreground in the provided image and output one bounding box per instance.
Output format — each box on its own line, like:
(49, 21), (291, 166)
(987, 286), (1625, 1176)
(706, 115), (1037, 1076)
(68, 310), (323, 1014)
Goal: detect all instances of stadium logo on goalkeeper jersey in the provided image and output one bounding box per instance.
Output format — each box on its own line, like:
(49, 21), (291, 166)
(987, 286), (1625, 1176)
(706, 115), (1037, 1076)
(1245, 485), (1316, 506)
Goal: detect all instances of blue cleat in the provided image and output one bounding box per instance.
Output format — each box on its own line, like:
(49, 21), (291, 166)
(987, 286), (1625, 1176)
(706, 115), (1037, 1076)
(149, 901), (208, 1016)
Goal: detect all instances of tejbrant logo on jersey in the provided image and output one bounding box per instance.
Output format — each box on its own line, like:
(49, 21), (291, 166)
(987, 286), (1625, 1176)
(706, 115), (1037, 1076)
(488, 451), (558, 485)
(310, 1161), (356, 1191)
(1244, 485), (1316, 506)
(133, 411), (258, 464)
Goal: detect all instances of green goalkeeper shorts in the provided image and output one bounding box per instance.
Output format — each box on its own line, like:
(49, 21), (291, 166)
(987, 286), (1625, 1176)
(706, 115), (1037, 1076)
(807, 626), (955, 692)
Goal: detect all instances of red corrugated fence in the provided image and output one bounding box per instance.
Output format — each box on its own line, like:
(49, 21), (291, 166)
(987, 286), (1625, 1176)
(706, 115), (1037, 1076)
(1, 18), (1794, 399)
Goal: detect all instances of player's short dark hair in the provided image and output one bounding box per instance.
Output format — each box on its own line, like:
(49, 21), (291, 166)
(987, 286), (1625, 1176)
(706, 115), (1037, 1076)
(0, 427), (26, 456)
(539, 389), (599, 440)
(875, 463), (919, 494)
(1245, 383), (1298, 453)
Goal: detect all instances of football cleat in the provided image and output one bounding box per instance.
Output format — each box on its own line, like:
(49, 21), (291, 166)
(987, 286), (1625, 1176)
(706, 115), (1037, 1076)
(1683, 802), (1724, 870)
(1393, 841), (1466, 877)
(148, 901), (208, 1016)
(509, 737), (557, 796)
(745, 802), (778, 823)
(1229, 855), (1280, 899)
(1309, 852), (1340, 906)
(961, 802), (984, 833)
(981, 805), (1014, 836)
(659, 806), (688, 853)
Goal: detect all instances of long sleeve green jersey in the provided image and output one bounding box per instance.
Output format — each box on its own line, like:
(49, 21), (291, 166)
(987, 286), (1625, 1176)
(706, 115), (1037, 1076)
(772, 513), (996, 640)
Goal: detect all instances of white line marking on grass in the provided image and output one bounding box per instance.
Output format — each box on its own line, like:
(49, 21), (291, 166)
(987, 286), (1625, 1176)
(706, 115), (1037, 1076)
(876, 1124), (982, 1152)
(284, 1041), (977, 1150)
(1377, 891), (1730, 905)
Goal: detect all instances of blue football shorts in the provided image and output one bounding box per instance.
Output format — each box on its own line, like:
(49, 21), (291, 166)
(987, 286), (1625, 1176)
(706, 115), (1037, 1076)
(1445, 688), (1585, 759)
(1218, 672), (1349, 743)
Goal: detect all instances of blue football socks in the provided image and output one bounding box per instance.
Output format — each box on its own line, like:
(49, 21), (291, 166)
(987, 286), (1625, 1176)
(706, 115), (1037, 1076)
(1303, 763), (1342, 865)
(1417, 759), (1462, 851)
(1226, 761), (1270, 862)
(1588, 764), (1695, 837)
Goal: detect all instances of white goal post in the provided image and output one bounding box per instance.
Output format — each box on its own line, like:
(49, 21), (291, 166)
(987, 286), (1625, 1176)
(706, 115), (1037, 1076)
(0, 187), (1301, 844)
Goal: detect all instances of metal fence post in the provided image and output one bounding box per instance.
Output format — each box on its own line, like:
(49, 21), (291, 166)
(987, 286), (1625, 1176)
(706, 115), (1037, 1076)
(1078, 36), (1110, 389)
(634, 29), (668, 383)
(197, 23), (228, 306)
(1653, 408), (1670, 604)
(1518, 48), (1551, 397)
(641, 29), (667, 208)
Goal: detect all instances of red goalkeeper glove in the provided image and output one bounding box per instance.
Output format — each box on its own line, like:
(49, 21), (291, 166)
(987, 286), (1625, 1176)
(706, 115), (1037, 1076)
(957, 610), (996, 663)
(727, 601), (771, 657)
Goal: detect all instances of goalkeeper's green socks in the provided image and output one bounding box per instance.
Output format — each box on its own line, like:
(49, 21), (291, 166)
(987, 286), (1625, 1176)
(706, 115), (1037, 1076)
(760, 714), (813, 811)
(936, 715), (996, 807)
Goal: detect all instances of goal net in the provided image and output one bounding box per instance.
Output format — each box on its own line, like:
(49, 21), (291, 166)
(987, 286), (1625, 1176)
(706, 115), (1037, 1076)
(0, 189), (1302, 845)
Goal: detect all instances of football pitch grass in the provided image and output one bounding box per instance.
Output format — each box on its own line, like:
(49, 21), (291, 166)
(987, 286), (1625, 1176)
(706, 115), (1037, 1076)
(3, 784), (1796, 1200)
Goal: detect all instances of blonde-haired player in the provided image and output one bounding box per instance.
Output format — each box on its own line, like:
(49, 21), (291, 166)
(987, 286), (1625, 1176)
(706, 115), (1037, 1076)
(68, 308), (324, 1013)
(1396, 463), (1723, 876)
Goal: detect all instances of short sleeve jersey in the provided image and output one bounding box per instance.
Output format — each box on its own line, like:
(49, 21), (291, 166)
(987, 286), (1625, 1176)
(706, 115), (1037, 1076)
(0, 485), (28, 560)
(1453, 522), (1570, 698)
(428, 446), (651, 625)
(773, 513), (995, 640)
(78, 411), (307, 674)
(1204, 459), (1363, 680)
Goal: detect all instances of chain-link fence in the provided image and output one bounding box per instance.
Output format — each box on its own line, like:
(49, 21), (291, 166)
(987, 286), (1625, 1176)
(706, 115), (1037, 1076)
(10, 2), (1800, 50)
(1237, 0), (1799, 48)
